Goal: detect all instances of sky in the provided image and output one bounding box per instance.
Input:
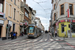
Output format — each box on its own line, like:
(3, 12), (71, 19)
(23, 0), (52, 30)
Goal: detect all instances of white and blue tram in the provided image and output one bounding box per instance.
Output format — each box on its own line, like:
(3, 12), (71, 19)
(28, 24), (42, 38)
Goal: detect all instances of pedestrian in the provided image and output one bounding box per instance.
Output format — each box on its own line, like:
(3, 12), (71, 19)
(21, 32), (23, 36)
(55, 30), (57, 37)
(13, 32), (16, 39)
(10, 31), (14, 40)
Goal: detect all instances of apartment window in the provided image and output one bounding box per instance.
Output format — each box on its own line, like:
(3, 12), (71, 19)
(11, 0), (12, 1)
(61, 24), (64, 33)
(54, 13), (56, 20)
(54, 4), (56, 9)
(0, 1), (4, 12)
(14, 0), (16, 5)
(13, 24), (15, 32)
(14, 9), (16, 20)
(10, 5), (11, 17)
(69, 4), (73, 15)
(25, 12), (28, 17)
(60, 4), (64, 15)
(18, 0), (19, 2)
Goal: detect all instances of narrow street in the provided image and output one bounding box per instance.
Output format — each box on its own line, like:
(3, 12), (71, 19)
(0, 33), (75, 50)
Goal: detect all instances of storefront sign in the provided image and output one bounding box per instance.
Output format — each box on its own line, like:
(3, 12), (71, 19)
(0, 20), (4, 24)
(59, 20), (65, 23)
(67, 9), (70, 18)
(72, 20), (75, 22)
(24, 21), (28, 25)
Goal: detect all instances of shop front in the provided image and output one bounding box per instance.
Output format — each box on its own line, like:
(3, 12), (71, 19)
(0, 20), (4, 38)
(20, 22), (24, 34)
(57, 19), (75, 37)
(24, 21), (29, 35)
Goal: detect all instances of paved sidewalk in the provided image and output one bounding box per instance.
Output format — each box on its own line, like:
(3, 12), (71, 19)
(0, 35), (27, 44)
(53, 37), (75, 46)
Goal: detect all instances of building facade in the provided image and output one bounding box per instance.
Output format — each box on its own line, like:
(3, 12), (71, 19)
(0, 0), (23, 39)
(51, 0), (75, 37)
(31, 10), (36, 24)
(35, 17), (43, 30)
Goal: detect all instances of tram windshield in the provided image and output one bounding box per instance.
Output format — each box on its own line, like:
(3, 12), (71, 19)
(29, 27), (34, 33)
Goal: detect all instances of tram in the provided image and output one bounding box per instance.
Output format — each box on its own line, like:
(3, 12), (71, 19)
(28, 24), (42, 38)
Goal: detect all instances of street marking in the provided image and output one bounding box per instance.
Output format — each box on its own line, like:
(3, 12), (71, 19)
(39, 40), (43, 42)
(56, 39), (59, 41)
(45, 39), (47, 41)
(38, 49), (43, 50)
(50, 39), (54, 41)
(48, 48), (53, 50)
(33, 39), (38, 42)
(63, 46), (74, 49)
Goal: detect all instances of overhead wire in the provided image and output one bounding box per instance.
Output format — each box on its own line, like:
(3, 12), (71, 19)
(33, 0), (47, 15)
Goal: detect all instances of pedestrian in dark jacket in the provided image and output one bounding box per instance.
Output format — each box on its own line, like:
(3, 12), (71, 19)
(21, 32), (23, 36)
(10, 31), (14, 40)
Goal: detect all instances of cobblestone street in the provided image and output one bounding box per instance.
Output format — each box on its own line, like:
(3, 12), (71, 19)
(0, 33), (75, 50)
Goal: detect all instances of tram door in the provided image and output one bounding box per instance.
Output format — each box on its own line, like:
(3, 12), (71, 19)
(0, 26), (2, 38)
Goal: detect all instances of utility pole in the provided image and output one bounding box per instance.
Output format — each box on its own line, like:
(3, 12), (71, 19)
(7, 24), (10, 40)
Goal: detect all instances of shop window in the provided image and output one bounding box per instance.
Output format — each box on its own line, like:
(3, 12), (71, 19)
(60, 4), (64, 15)
(69, 4), (73, 15)
(25, 12), (28, 17)
(11, 0), (12, 2)
(61, 24), (64, 33)
(14, 8), (16, 20)
(71, 23), (75, 33)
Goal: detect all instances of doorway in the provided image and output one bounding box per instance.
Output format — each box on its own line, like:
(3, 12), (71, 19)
(0, 26), (2, 38)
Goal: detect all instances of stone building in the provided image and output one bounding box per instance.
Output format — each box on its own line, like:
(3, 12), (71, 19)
(0, 0), (23, 39)
(51, 0), (75, 37)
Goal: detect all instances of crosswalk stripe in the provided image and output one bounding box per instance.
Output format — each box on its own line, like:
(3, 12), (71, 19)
(47, 48), (53, 50)
(50, 39), (54, 41)
(38, 49), (43, 50)
(45, 39), (47, 41)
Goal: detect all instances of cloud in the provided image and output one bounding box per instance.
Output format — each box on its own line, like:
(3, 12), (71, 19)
(36, 16), (49, 30)
(26, 0), (52, 30)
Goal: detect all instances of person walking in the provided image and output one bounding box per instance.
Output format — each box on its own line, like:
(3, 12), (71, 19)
(55, 30), (57, 37)
(10, 31), (14, 40)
